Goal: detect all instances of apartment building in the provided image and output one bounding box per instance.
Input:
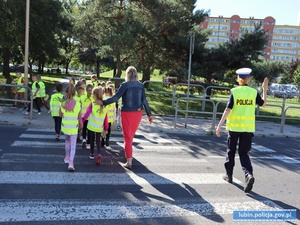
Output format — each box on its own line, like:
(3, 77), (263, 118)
(200, 15), (300, 61)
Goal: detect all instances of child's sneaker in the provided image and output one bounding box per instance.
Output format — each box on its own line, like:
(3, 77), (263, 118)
(11, 105), (17, 108)
(95, 154), (102, 165)
(38, 112), (41, 115)
(86, 144), (90, 149)
(56, 134), (60, 141)
(89, 154), (94, 160)
(23, 111), (29, 115)
(68, 164), (75, 172)
(82, 139), (86, 147)
(64, 157), (70, 163)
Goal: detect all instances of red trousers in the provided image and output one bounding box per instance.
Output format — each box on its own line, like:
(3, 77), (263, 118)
(121, 111), (142, 159)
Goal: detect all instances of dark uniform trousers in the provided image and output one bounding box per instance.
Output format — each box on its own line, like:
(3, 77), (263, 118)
(225, 131), (254, 178)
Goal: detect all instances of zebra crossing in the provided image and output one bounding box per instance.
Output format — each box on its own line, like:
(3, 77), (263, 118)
(0, 127), (287, 223)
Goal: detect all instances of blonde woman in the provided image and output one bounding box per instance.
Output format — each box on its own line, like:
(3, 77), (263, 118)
(97, 66), (153, 169)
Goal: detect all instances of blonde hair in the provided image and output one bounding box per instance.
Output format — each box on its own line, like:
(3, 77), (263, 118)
(237, 77), (250, 86)
(125, 66), (138, 82)
(92, 87), (104, 114)
(65, 84), (76, 102)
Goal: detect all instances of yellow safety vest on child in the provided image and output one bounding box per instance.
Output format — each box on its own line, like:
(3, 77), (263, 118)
(87, 102), (108, 133)
(36, 81), (46, 97)
(105, 98), (115, 124)
(80, 94), (92, 116)
(17, 76), (25, 93)
(50, 93), (64, 117)
(61, 102), (81, 135)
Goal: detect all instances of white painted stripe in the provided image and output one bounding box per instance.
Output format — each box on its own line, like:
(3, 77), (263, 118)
(252, 144), (276, 153)
(0, 153), (207, 164)
(0, 199), (280, 222)
(12, 141), (67, 147)
(0, 171), (243, 185)
(20, 134), (179, 144)
(272, 155), (300, 164)
(11, 141), (193, 152)
(207, 155), (300, 164)
(20, 134), (66, 139)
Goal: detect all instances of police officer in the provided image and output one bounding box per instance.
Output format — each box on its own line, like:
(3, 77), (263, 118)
(216, 68), (269, 193)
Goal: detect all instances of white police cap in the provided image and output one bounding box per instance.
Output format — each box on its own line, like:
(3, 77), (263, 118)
(236, 68), (252, 78)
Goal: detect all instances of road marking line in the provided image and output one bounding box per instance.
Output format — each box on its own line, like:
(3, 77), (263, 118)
(11, 141), (193, 152)
(272, 155), (300, 164)
(19, 134), (179, 144)
(0, 153), (208, 164)
(207, 155), (300, 164)
(0, 199), (280, 222)
(252, 144), (276, 153)
(0, 171), (243, 185)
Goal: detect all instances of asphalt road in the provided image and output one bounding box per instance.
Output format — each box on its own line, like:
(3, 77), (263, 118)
(0, 125), (299, 225)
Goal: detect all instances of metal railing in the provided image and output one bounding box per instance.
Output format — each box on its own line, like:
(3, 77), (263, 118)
(174, 95), (299, 134)
(174, 97), (216, 130)
(0, 83), (33, 120)
(281, 106), (300, 132)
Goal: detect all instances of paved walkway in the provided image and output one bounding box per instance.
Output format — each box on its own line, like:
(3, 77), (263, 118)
(1, 104), (300, 138)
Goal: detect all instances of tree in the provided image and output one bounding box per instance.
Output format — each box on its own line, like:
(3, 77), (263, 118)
(0, 0), (66, 83)
(0, 0), (25, 83)
(280, 58), (300, 84)
(130, 0), (208, 82)
(193, 23), (269, 83)
(293, 65), (300, 85)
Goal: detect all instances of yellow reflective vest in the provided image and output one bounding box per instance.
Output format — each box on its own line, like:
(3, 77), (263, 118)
(36, 81), (46, 97)
(87, 102), (108, 133)
(80, 94), (92, 115)
(61, 101), (81, 135)
(32, 81), (38, 96)
(50, 93), (63, 117)
(226, 86), (257, 132)
(105, 97), (115, 123)
(17, 76), (25, 93)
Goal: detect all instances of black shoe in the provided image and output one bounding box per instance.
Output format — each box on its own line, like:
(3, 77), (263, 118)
(244, 175), (255, 193)
(223, 174), (232, 183)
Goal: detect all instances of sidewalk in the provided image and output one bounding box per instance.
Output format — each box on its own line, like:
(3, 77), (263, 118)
(0, 104), (300, 138)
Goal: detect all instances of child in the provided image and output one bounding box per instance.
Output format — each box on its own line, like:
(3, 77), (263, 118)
(80, 84), (93, 148)
(24, 74), (41, 115)
(11, 72), (27, 109)
(91, 75), (98, 87)
(60, 84), (83, 171)
(82, 87), (108, 165)
(101, 85), (116, 148)
(36, 74), (50, 113)
(50, 83), (64, 140)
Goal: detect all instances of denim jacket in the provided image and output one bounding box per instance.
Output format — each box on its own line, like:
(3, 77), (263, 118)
(103, 81), (151, 116)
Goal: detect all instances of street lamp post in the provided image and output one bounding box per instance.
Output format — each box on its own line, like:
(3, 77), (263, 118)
(24, 0), (30, 100)
(184, 33), (195, 128)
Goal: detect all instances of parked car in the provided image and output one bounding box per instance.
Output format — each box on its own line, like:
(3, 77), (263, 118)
(281, 84), (299, 98)
(267, 85), (286, 98)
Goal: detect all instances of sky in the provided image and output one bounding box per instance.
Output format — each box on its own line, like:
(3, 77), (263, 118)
(195, 0), (300, 26)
